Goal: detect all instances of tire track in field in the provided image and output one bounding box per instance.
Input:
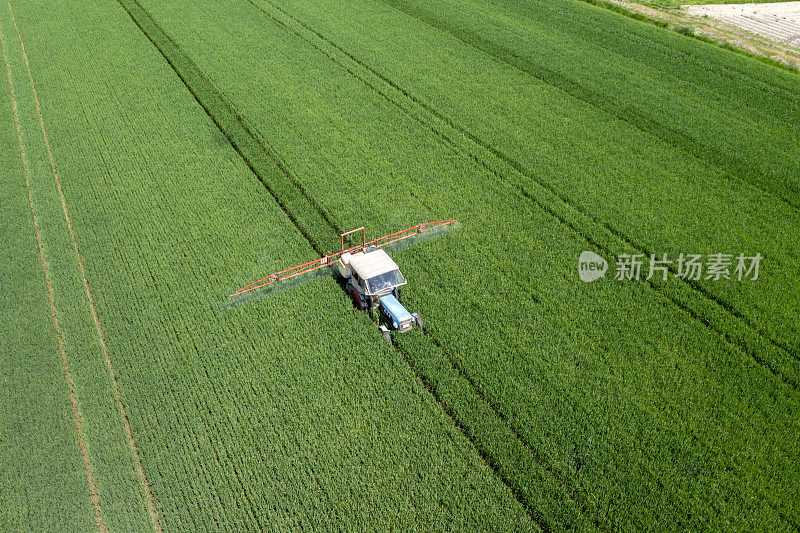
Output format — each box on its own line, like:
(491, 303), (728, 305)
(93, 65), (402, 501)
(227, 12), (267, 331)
(377, 0), (800, 212)
(115, 1), (569, 526)
(247, 0), (800, 391)
(7, 3), (162, 531)
(114, 0), (342, 257)
(224, 3), (799, 524)
(388, 336), (554, 531)
(401, 329), (605, 531)
(232, 2), (604, 527)
(121, 0), (798, 526)
(0, 22), (107, 533)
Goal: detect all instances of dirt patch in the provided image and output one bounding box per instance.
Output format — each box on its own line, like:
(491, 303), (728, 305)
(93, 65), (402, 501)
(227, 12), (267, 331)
(685, 2), (800, 48)
(607, 0), (800, 69)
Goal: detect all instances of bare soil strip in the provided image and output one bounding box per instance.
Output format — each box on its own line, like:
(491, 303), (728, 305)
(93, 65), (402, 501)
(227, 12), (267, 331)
(609, 0), (800, 68)
(685, 2), (800, 48)
(6, 3), (163, 531)
(0, 22), (106, 533)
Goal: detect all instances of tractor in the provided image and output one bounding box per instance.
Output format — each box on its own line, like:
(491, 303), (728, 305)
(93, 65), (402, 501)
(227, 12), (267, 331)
(229, 221), (455, 342)
(337, 247), (423, 342)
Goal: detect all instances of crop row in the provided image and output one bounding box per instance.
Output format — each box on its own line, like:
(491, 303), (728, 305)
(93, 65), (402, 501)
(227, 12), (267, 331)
(116, 0), (342, 256)
(0, 22), (100, 530)
(242, 0), (799, 390)
(130, 0), (800, 527)
(386, 0), (800, 204)
(0, 5), (157, 530)
(5, 0), (535, 529)
(262, 0), (800, 364)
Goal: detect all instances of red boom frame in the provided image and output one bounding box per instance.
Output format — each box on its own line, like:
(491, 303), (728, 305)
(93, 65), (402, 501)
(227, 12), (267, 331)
(229, 220), (455, 297)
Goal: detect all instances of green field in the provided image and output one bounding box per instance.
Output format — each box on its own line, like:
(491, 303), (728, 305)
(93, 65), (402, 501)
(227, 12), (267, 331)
(1, 0), (798, 530)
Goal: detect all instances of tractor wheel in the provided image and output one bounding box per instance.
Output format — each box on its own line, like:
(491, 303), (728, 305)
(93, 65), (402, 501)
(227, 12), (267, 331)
(392, 287), (401, 301)
(350, 289), (366, 311)
(381, 329), (392, 343)
(415, 314), (424, 332)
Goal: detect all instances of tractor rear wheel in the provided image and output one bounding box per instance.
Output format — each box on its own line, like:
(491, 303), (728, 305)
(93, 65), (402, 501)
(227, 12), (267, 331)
(350, 289), (366, 311)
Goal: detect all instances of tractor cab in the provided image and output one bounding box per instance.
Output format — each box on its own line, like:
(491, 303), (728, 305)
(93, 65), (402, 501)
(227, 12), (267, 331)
(338, 248), (406, 307)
